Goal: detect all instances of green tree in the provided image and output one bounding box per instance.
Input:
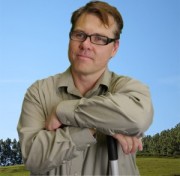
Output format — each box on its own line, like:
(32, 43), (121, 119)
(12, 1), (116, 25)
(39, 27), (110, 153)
(138, 123), (180, 157)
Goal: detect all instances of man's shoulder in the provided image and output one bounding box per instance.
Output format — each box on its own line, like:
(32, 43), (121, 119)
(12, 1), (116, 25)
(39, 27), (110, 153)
(27, 70), (69, 93)
(32, 72), (63, 86)
(109, 71), (148, 92)
(110, 71), (132, 83)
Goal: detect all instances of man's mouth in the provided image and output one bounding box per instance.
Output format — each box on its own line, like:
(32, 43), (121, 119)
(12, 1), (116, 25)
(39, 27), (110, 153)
(77, 54), (93, 60)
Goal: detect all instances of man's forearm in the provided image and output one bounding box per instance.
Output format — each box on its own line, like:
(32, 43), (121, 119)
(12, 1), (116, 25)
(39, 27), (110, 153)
(56, 92), (153, 136)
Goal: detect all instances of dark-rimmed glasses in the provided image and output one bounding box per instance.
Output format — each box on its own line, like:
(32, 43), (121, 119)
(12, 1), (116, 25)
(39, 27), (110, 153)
(70, 31), (119, 46)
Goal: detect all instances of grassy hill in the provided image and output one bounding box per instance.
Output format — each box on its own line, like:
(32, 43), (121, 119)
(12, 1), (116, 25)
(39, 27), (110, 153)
(137, 157), (180, 176)
(0, 157), (180, 176)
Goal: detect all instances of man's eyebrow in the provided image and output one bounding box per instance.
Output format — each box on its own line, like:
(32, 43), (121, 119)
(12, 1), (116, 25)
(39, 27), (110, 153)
(73, 29), (83, 32)
(73, 29), (108, 37)
(92, 33), (107, 37)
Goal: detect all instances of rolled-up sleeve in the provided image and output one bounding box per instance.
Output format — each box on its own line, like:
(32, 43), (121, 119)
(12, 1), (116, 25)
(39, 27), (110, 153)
(56, 78), (153, 136)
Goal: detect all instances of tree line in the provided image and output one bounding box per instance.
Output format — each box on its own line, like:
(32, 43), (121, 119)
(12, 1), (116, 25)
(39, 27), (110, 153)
(0, 123), (180, 166)
(137, 123), (180, 157)
(0, 138), (23, 166)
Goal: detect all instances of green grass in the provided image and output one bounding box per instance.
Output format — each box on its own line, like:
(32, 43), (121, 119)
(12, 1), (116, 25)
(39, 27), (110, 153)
(0, 165), (29, 176)
(137, 157), (180, 176)
(0, 158), (179, 176)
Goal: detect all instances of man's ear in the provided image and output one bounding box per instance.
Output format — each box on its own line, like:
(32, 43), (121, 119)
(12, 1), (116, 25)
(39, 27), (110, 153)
(111, 40), (120, 57)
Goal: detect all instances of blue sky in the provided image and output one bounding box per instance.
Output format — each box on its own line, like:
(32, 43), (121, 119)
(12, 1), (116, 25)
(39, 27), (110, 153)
(0, 0), (179, 140)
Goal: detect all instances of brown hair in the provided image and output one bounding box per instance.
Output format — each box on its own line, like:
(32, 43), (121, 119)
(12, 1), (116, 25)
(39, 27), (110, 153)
(70, 1), (124, 39)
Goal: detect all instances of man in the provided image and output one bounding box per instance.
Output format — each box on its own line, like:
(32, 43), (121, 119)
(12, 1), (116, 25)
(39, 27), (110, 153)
(17, 1), (153, 175)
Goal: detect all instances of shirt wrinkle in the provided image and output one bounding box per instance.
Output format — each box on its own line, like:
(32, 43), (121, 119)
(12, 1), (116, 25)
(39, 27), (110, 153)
(18, 67), (153, 176)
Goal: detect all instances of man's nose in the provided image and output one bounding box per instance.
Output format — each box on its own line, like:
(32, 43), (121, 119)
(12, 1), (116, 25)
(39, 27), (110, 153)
(79, 36), (92, 49)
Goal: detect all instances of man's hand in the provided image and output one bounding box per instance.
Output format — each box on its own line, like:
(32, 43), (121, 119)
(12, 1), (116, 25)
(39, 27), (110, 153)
(45, 110), (62, 131)
(113, 133), (143, 154)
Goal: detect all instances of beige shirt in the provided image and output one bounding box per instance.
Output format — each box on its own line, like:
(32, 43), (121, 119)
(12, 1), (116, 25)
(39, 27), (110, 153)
(17, 68), (153, 175)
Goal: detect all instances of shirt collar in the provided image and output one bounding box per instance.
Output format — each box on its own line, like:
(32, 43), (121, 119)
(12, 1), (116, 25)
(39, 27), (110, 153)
(95, 68), (112, 90)
(57, 67), (73, 88)
(57, 67), (112, 93)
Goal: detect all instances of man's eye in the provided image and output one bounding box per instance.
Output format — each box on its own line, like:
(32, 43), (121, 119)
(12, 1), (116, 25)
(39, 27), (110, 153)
(76, 33), (85, 38)
(93, 36), (107, 43)
(94, 36), (103, 41)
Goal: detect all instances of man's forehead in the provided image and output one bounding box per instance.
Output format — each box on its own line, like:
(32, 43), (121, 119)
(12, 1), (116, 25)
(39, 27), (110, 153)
(74, 13), (116, 36)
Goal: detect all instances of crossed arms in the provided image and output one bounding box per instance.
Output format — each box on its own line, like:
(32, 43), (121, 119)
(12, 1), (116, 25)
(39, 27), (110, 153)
(17, 76), (153, 173)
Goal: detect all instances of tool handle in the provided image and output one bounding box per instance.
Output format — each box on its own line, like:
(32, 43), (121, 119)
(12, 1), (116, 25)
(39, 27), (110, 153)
(107, 135), (118, 161)
(107, 135), (119, 175)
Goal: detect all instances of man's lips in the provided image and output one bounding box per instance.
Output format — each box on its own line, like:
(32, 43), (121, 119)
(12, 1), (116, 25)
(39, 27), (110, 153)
(77, 54), (93, 60)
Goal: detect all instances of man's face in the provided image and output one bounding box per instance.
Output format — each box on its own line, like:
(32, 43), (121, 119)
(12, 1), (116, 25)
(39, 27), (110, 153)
(68, 13), (119, 76)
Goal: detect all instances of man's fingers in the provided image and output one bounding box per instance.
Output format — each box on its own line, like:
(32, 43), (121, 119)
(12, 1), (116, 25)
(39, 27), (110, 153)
(138, 138), (143, 151)
(113, 134), (129, 154)
(130, 137), (139, 153)
(113, 134), (143, 154)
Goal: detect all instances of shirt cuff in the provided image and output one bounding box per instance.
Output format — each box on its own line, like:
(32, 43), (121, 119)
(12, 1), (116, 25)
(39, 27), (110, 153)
(56, 99), (79, 126)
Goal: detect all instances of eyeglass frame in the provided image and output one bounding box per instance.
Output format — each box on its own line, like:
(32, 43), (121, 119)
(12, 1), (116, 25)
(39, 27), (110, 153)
(69, 31), (119, 46)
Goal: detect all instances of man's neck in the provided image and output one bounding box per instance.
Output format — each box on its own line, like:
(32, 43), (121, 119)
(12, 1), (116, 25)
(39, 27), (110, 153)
(71, 68), (106, 96)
